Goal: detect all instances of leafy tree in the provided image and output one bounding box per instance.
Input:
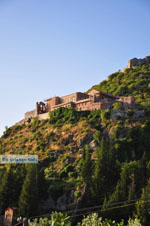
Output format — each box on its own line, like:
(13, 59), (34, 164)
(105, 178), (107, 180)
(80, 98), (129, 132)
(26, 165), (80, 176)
(30, 218), (51, 226)
(30, 212), (71, 226)
(77, 212), (141, 226)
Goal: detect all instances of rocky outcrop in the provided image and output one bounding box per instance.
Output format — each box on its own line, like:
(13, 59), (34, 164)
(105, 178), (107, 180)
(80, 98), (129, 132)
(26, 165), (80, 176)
(40, 187), (74, 212)
(78, 133), (94, 147)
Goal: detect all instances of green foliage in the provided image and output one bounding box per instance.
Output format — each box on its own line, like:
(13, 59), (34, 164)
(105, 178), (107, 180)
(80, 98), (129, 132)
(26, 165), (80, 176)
(50, 211), (71, 226)
(49, 108), (101, 128)
(103, 161), (147, 222)
(126, 109), (134, 117)
(59, 165), (74, 179)
(0, 166), (16, 210)
(88, 110), (101, 128)
(135, 178), (150, 226)
(77, 213), (141, 226)
(30, 212), (71, 226)
(101, 110), (111, 122)
(128, 218), (141, 226)
(18, 165), (39, 217)
(89, 64), (150, 109)
(74, 190), (82, 198)
(0, 165), (26, 211)
(81, 145), (93, 185)
(77, 213), (103, 226)
(49, 107), (90, 126)
(31, 117), (40, 131)
(93, 139), (120, 203)
(113, 102), (124, 110)
(93, 131), (102, 144)
(30, 218), (51, 226)
(30, 213), (141, 226)
(2, 127), (12, 138)
(2, 64), (150, 224)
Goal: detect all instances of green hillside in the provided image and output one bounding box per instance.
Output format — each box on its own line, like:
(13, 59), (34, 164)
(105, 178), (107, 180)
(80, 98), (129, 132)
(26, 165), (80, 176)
(1, 64), (150, 225)
(88, 64), (150, 109)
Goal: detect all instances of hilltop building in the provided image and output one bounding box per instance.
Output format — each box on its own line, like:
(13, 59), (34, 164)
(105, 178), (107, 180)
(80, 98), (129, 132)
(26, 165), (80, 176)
(120, 56), (150, 72)
(128, 56), (150, 68)
(24, 89), (136, 122)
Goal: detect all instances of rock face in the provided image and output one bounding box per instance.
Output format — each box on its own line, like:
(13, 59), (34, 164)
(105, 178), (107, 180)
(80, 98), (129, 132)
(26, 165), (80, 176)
(111, 110), (144, 119)
(40, 188), (74, 212)
(41, 195), (55, 210)
(89, 139), (97, 149)
(78, 133), (94, 147)
(111, 110), (126, 119)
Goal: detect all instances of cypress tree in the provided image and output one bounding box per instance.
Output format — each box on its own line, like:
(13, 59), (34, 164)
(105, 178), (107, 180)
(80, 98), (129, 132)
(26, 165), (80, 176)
(81, 145), (93, 185)
(18, 164), (39, 217)
(94, 138), (119, 203)
(136, 178), (150, 226)
(0, 165), (16, 211)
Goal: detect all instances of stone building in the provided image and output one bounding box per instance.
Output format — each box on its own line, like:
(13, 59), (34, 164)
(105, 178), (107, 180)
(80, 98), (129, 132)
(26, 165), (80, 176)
(4, 208), (17, 226)
(24, 89), (136, 121)
(128, 56), (150, 68)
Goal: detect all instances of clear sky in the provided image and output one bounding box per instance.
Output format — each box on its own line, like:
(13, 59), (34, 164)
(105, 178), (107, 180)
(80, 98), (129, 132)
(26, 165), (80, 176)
(0, 0), (150, 135)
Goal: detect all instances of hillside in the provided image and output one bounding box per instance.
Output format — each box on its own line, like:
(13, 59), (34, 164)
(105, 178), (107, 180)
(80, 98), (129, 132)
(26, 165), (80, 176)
(88, 64), (150, 109)
(1, 64), (150, 225)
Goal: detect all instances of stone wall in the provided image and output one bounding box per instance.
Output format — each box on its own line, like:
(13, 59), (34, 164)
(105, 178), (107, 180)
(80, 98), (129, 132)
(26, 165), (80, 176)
(128, 56), (150, 68)
(25, 109), (36, 119)
(37, 112), (49, 120)
(46, 97), (61, 111)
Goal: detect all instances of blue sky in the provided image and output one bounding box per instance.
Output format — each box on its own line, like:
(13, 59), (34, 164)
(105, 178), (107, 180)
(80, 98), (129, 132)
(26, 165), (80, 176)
(0, 0), (150, 135)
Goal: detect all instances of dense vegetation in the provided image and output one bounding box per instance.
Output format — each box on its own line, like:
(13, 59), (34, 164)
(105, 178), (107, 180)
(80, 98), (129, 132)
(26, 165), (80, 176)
(88, 64), (150, 109)
(30, 212), (141, 226)
(1, 64), (150, 225)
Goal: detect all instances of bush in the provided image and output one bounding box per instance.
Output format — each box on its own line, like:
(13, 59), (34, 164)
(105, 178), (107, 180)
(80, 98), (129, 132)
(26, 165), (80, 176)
(77, 213), (141, 226)
(113, 102), (124, 110)
(31, 118), (40, 131)
(101, 110), (111, 122)
(30, 212), (71, 226)
(49, 107), (90, 126)
(74, 190), (81, 198)
(126, 109), (134, 117)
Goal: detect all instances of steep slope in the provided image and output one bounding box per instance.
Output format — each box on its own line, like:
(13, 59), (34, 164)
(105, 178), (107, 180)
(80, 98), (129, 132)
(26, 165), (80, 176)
(1, 64), (150, 224)
(88, 64), (150, 109)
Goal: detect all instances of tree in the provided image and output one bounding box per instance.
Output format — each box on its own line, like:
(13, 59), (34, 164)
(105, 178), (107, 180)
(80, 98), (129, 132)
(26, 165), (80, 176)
(81, 145), (93, 185)
(30, 212), (71, 226)
(136, 178), (150, 226)
(0, 165), (16, 211)
(18, 164), (39, 217)
(94, 138), (119, 204)
(103, 161), (140, 222)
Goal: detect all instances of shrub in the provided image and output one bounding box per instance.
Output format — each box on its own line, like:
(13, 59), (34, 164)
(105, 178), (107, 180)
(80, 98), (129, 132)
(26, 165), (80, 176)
(30, 212), (71, 226)
(126, 109), (134, 117)
(74, 190), (81, 198)
(49, 107), (90, 126)
(31, 118), (40, 131)
(101, 110), (111, 122)
(113, 102), (124, 110)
